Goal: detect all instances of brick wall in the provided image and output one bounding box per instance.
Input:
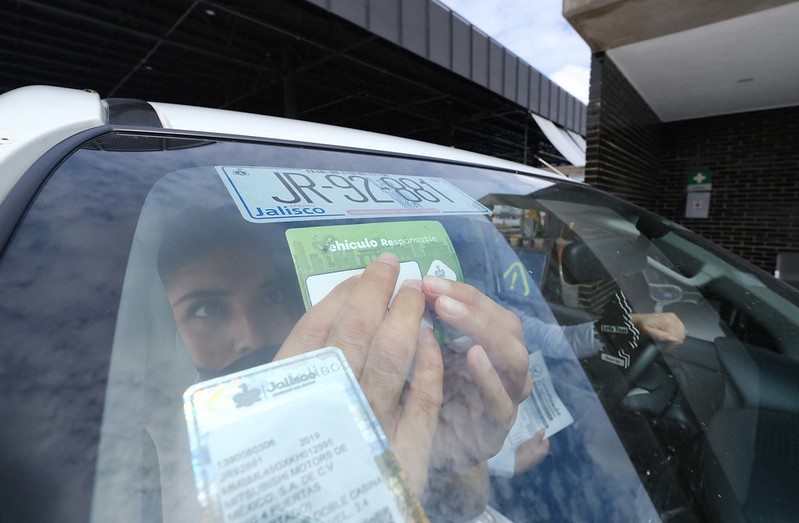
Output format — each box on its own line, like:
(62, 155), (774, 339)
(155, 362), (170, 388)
(587, 53), (799, 273)
(585, 53), (662, 208)
(655, 107), (799, 272)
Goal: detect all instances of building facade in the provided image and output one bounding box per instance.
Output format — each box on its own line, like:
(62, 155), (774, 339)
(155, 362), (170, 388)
(566, 0), (799, 272)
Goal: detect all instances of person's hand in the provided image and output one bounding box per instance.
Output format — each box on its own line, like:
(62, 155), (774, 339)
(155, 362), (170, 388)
(421, 276), (531, 473)
(275, 253), (444, 496)
(425, 463), (490, 518)
(631, 312), (686, 351)
(514, 429), (550, 474)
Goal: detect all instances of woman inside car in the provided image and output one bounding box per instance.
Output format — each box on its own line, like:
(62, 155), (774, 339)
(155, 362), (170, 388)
(157, 206), (532, 518)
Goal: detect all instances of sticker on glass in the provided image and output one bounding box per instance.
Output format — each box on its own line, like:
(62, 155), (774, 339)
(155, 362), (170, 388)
(286, 221), (462, 308)
(183, 347), (427, 522)
(594, 291), (640, 368)
(216, 166), (489, 222)
(286, 221), (463, 345)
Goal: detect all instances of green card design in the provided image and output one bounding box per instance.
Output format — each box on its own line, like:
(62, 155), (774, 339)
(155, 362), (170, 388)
(286, 221), (462, 310)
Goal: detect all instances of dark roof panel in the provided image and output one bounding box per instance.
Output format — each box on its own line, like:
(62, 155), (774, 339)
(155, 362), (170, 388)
(516, 60), (529, 107)
(428, 2), (451, 68)
(471, 29), (489, 87)
(310, 0), (585, 133)
(504, 51), (517, 101)
(488, 39), (504, 95)
(451, 14), (471, 78)
(368, 0), (400, 44)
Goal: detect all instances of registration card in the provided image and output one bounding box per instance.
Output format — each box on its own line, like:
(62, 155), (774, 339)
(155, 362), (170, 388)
(183, 347), (427, 523)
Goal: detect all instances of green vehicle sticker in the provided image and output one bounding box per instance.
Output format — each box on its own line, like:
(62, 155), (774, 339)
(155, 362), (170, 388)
(286, 220), (463, 310)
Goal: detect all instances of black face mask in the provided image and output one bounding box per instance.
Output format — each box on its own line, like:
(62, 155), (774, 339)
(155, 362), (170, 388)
(196, 344), (281, 382)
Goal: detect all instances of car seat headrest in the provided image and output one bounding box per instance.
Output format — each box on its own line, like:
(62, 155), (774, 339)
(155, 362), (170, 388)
(561, 237), (646, 284)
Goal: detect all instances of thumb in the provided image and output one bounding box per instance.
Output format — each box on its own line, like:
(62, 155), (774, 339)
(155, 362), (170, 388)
(514, 430), (550, 474)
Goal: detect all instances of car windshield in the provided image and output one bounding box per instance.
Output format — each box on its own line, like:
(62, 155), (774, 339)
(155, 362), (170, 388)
(2, 131), (798, 522)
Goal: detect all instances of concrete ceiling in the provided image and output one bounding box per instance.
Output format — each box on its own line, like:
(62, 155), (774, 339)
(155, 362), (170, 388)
(565, 0), (799, 122)
(606, 2), (799, 121)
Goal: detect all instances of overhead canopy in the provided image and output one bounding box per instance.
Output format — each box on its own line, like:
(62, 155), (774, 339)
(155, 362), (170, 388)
(532, 113), (587, 166)
(1, 0), (585, 166)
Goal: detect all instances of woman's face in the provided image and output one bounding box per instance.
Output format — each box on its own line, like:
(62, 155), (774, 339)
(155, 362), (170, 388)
(165, 244), (298, 372)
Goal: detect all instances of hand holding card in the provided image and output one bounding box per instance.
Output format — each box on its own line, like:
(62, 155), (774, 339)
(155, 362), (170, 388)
(276, 252), (444, 498)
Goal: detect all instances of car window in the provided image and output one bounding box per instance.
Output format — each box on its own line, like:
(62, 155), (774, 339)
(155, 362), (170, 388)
(2, 131), (798, 522)
(481, 186), (799, 522)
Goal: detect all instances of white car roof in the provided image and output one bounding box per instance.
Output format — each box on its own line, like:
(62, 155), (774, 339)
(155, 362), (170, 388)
(149, 101), (560, 178)
(0, 85), (563, 204)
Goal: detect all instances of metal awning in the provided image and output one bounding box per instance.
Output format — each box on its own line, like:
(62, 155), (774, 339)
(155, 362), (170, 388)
(532, 113), (586, 167)
(1, 0), (584, 165)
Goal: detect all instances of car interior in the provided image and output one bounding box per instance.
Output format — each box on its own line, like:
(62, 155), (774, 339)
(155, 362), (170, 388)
(490, 186), (799, 522)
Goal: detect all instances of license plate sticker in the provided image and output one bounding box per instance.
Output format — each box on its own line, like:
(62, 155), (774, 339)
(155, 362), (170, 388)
(216, 166), (489, 223)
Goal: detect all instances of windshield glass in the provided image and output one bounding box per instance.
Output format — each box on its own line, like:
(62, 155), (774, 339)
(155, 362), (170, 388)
(2, 132), (798, 523)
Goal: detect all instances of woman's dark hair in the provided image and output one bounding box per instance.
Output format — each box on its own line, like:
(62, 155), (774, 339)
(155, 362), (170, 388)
(156, 206), (289, 288)
(157, 205), (306, 378)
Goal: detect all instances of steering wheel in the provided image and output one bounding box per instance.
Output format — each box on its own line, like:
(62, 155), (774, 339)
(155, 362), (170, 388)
(604, 340), (663, 404)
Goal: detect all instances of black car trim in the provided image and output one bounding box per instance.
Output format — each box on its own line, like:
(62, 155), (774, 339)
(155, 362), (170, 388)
(0, 125), (113, 258)
(105, 99), (163, 127)
(106, 125), (562, 181)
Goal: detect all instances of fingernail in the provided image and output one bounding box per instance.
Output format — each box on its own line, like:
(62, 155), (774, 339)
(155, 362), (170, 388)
(376, 252), (399, 267)
(423, 275), (450, 294)
(439, 295), (467, 316)
(402, 278), (422, 291)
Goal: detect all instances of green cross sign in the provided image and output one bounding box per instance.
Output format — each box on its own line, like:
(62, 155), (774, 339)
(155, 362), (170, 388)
(687, 171), (713, 192)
